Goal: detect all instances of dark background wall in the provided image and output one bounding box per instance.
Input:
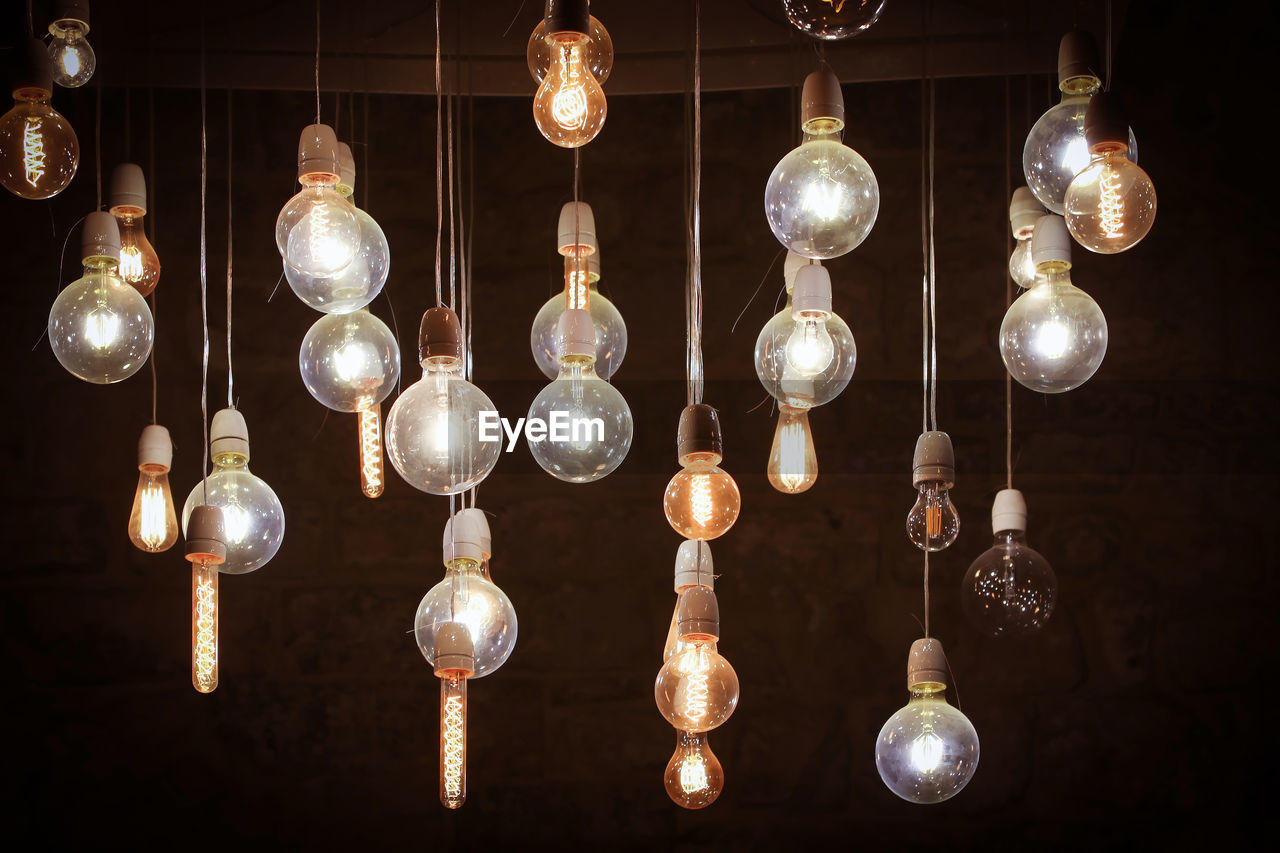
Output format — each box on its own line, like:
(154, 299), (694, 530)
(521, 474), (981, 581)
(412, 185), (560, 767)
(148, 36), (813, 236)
(2, 2), (1274, 848)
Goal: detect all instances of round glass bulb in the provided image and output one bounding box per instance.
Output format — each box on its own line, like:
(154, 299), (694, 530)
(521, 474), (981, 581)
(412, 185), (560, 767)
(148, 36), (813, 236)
(654, 639), (739, 733)
(414, 565), (517, 679)
(48, 264), (154, 384)
(755, 301), (856, 409)
(285, 207), (389, 313)
(526, 357), (633, 483)
(182, 458), (285, 575)
(527, 15), (613, 85)
(385, 364), (501, 495)
(664, 460), (741, 541)
(531, 290), (627, 380)
(782, 0), (887, 40)
(876, 690), (980, 803)
(1009, 238), (1037, 289)
(1000, 269), (1108, 393)
(299, 310), (400, 413)
(664, 730), (724, 809)
(275, 185), (361, 277)
(764, 132), (879, 259)
(532, 32), (607, 149)
(963, 531), (1058, 636)
(48, 24), (95, 88)
(1064, 151), (1156, 254)
(1023, 91), (1138, 214)
(0, 95), (79, 199)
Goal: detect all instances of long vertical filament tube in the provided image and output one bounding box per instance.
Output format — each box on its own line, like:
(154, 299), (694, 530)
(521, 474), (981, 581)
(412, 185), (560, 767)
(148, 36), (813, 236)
(191, 560), (219, 693)
(1099, 161), (1124, 239)
(440, 674), (467, 809)
(358, 405), (384, 498)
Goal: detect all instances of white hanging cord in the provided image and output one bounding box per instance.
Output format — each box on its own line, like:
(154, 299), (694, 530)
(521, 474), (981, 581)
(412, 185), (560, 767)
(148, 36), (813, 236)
(927, 79), (938, 433)
(314, 0), (321, 124)
(687, 0), (705, 407)
(199, 20), (210, 502)
(1004, 75), (1014, 490)
(446, 92), (456, 311)
(148, 87), (158, 425)
(433, 0), (444, 307)
(226, 91), (236, 408)
(95, 75), (102, 209)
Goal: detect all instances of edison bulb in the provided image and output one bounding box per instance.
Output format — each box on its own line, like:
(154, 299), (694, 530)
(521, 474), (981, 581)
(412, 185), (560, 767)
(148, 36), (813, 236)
(528, 15), (612, 85)
(415, 568), (517, 679)
(113, 214), (161, 296)
(531, 289), (626, 380)
(655, 638), (739, 733)
(876, 689), (979, 803)
(665, 731), (724, 809)
(768, 406), (818, 494)
(782, 0), (887, 40)
(275, 184), (361, 277)
(1065, 149), (1156, 254)
(755, 303), (855, 409)
(299, 310), (400, 413)
(48, 19), (95, 88)
(907, 483), (960, 552)
(765, 130), (879, 259)
(664, 459), (741, 541)
(1000, 269), (1107, 393)
(1024, 92), (1137, 214)
(527, 355), (632, 483)
(48, 261), (153, 384)
(0, 91), (78, 199)
(285, 206), (389, 313)
(1009, 238), (1037, 289)
(533, 31), (607, 148)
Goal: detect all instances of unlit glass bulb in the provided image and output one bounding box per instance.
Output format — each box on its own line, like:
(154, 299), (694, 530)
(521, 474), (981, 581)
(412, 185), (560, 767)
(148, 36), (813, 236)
(48, 16), (95, 88)
(655, 637), (739, 733)
(768, 406), (817, 494)
(48, 256), (153, 384)
(533, 30), (606, 148)
(128, 425), (178, 553)
(415, 560), (517, 679)
(276, 182), (361, 277)
(877, 687), (979, 803)
(962, 489), (1057, 636)
(665, 730), (724, 809)
(782, 0), (887, 40)
(907, 482), (960, 552)
(665, 457), (741, 541)
(1000, 264), (1107, 393)
(285, 206), (389, 313)
(528, 14), (612, 85)
(1065, 147), (1156, 254)
(299, 309), (400, 413)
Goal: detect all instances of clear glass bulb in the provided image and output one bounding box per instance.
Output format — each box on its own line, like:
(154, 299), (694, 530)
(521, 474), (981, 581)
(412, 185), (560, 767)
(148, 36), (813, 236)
(533, 31), (607, 148)
(358, 405), (384, 499)
(1000, 264), (1108, 393)
(765, 127), (879, 259)
(784, 315), (836, 376)
(1009, 238), (1037, 289)
(182, 454), (285, 575)
(664, 457), (741, 541)
(755, 296), (856, 409)
(48, 21), (95, 88)
(963, 530), (1058, 637)
(655, 637), (739, 733)
(876, 687), (979, 803)
(415, 559), (517, 679)
(299, 310), (400, 413)
(275, 181), (361, 277)
(768, 406), (818, 494)
(527, 356), (633, 483)
(48, 259), (154, 384)
(439, 672), (467, 809)
(113, 213), (161, 297)
(128, 464), (178, 553)
(531, 288), (627, 381)
(907, 482), (960, 552)
(664, 730), (724, 809)
(284, 206), (389, 313)
(191, 558), (219, 694)
(0, 89), (78, 199)
(385, 362), (501, 495)
(527, 15), (613, 85)
(1064, 148), (1156, 254)
(782, 0), (887, 40)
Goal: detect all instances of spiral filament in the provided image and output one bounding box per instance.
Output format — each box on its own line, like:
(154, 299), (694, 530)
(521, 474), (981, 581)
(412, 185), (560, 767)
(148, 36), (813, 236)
(1099, 163), (1125, 239)
(690, 473), (714, 527)
(823, 0), (849, 11)
(565, 255), (591, 311)
(551, 44), (588, 130)
(137, 479), (169, 550)
(23, 117), (45, 187)
(358, 406), (384, 498)
(118, 245), (144, 282)
(439, 675), (467, 809)
(680, 650), (711, 726)
(680, 750), (710, 794)
(191, 562), (218, 694)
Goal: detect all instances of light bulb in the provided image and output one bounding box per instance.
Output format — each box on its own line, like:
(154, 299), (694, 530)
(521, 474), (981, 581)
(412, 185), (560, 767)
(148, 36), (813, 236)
(532, 30), (607, 148)
(276, 183), (361, 278)
(664, 460), (741, 541)
(1065, 149), (1156, 254)
(113, 213), (160, 296)
(664, 730), (724, 809)
(185, 505), (226, 695)
(0, 41), (79, 199)
(532, 252), (626, 380)
(782, 0), (887, 40)
(1007, 187), (1045, 290)
(285, 206), (389, 313)
(386, 365), (499, 495)
(1009, 238), (1037, 289)
(438, 671), (468, 809)
(876, 639), (979, 803)
(128, 425), (178, 553)
(528, 13), (612, 85)
(655, 639), (739, 733)
(962, 489), (1057, 636)
(784, 316), (835, 376)
(299, 310), (400, 413)
(768, 406), (818, 494)
(47, 4), (95, 88)
(1000, 265), (1107, 393)
(181, 409), (285, 575)
(358, 405), (385, 499)
(754, 289), (856, 409)
(907, 483), (960, 552)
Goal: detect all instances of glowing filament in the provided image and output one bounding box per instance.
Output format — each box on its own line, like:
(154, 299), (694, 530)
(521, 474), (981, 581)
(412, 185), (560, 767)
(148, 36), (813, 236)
(690, 473), (714, 528)
(118, 246), (145, 282)
(926, 501), (942, 538)
(680, 649), (711, 725)
(799, 179), (847, 222)
(306, 201), (351, 272)
(23, 117), (45, 187)
(84, 308), (121, 349)
(1099, 164), (1125, 239)
(680, 752), (710, 794)
(441, 689), (466, 806)
(137, 480), (169, 550)
(776, 421), (809, 492)
(359, 406), (384, 498)
(823, 0), (849, 11)
(910, 731), (944, 772)
(1033, 320), (1070, 359)
(565, 260), (590, 311)
(192, 564), (218, 693)
(551, 45), (588, 130)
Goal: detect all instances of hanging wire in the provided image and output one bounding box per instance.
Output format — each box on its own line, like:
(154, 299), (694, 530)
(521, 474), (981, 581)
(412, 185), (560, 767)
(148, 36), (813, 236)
(446, 91), (456, 311)
(433, 0), (444, 307)
(686, 0), (705, 406)
(1104, 0), (1113, 91)
(1004, 75), (1014, 490)
(226, 90), (235, 408)
(95, 75), (102, 210)
(927, 80), (938, 433)
(199, 19), (210, 502)
(314, 0), (322, 124)
(149, 87), (158, 425)
(124, 88), (131, 160)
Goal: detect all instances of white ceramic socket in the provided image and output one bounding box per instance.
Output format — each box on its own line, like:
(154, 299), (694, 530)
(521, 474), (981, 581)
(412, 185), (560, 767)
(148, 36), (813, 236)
(674, 539), (714, 591)
(1031, 214), (1072, 267)
(82, 211), (121, 262)
(1009, 187), (1044, 240)
(557, 202), (597, 256)
(297, 123), (341, 181)
(443, 510), (487, 565)
(109, 163), (147, 214)
(210, 407), (250, 459)
(137, 424), (173, 471)
(556, 309), (596, 360)
(992, 488), (1028, 534)
(792, 264), (833, 315)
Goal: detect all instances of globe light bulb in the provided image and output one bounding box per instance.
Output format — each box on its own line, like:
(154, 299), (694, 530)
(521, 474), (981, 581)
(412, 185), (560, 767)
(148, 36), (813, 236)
(765, 70), (879, 259)
(1000, 215), (1107, 393)
(664, 406), (741, 540)
(47, 2), (95, 88)
(782, 0), (888, 40)
(528, 9), (612, 85)
(128, 425), (179, 553)
(184, 505), (227, 695)
(275, 125), (361, 278)
(299, 309), (400, 413)
(527, 309), (633, 483)
(433, 622), (474, 810)
(768, 405), (818, 494)
(906, 431), (960, 552)
(532, 3), (607, 149)
(358, 404), (385, 499)
(48, 212), (154, 384)
(109, 164), (161, 297)
(755, 260), (856, 409)
(876, 638), (979, 803)
(963, 489), (1057, 637)
(415, 511), (517, 679)
(663, 540), (715, 662)
(181, 408), (285, 575)
(1008, 187), (1045, 290)
(665, 730), (724, 809)
(0, 41), (79, 200)
(655, 587), (739, 733)
(1064, 92), (1156, 254)
(386, 308), (501, 495)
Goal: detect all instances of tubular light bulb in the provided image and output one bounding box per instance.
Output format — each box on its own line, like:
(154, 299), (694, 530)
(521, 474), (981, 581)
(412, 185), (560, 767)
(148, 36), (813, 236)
(47, 2), (95, 88)
(0, 42), (79, 199)
(665, 730), (724, 809)
(276, 125), (360, 278)
(532, 255), (627, 380)
(782, 0), (888, 40)
(907, 432), (960, 552)
(1064, 93), (1156, 254)
(128, 425), (179, 553)
(433, 622), (474, 810)
(358, 405), (384, 498)
(532, 26), (607, 148)
(528, 13), (612, 85)
(184, 505), (227, 695)
(962, 489), (1057, 636)
(655, 587), (739, 733)
(768, 406), (818, 494)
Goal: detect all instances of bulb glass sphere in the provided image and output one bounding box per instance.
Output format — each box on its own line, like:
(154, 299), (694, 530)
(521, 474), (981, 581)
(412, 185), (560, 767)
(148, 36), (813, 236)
(0, 92), (79, 199)
(533, 32), (607, 148)
(386, 363), (501, 495)
(48, 261), (154, 384)
(664, 457), (741, 541)
(765, 129), (879, 259)
(1023, 86), (1138, 214)
(128, 465), (178, 553)
(1064, 149), (1156, 254)
(782, 0), (887, 40)
(531, 289), (627, 380)
(768, 406), (818, 494)
(415, 562), (517, 679)
(48, 23), (95, 88)
(1009, 238), (1037, 289)
(655, 638), (739, 733)
(876, 688), (979, 803)
(527, 15), (613, 85)
(1000, 266), (1107, 393)
(285, 207), (389, 313)
(275, 184), (361, 277)
(182, 454), (285, 575)
(907, 482), (960, 552)
(299, 311), (400, 413)
(527, 356), (633, 483)
(665, 730), (724, 809)
(963, 530), (1057, 636)
(114, 213), (161, 296)
(755, 300), (856, 409)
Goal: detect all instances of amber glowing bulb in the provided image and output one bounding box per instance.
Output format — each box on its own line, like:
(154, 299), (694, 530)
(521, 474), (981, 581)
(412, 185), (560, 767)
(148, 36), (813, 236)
(109, 163), (161, 296)
(655, 586), (739, 733)
(531, 0), (607, 148)
(767, 405), (818, 494)
(906, 431), (960, 552)
(184, 505), (227, 694)
(664, 405), (741, 541)
(665, 730), (724, 809)
(358, 404), (384, 498)
(0, 39), (79, 200)
(128, 424), (178, 553)
(434, 622), (475, 810)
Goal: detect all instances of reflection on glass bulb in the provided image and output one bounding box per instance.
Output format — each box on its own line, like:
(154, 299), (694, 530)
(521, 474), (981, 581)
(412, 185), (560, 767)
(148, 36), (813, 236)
(755, 296), (856, 410)
(299, 310), (399, 413)
(782, 0), (887, 40)
(48, 262), (154, 384)
(439, 672), (467, 809)
(963, 531), (1057, 637)
(191, 559), (218, 694)
(655, 638), (739, 733)
(531, 287), (627, 381)
(1064, 149), (1156, 254)
(664, 460), (741, 540)
(1009, 238), (1037, 289)
(285, 206), (389, 313)
(275, 183), (361, 277)
(907, 482), (960, 552)
(0, 90), (78, 199)
(527, 15), (613, 85)
(182, 453), (285, 575)
(128, 467), (178, 553)
(527, 356), (633, 483)
(48, 21), (95, 88)
(768, 406), (818, 494)
(533, 33), (606, 148)
(876, 688), (979, 803)
(415, 561), (518, 679)
(664, 730), (724, 809)
(785, 315), (836, 376)
(765, 129), (879, 259)
(1000, 265), (1107, 393)
(358, 405), (384, 499)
